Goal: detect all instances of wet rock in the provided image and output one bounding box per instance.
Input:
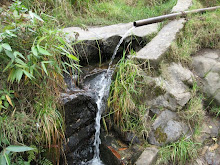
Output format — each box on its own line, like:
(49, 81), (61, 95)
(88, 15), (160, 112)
(61, 90), (98, 165)
(100, 144), (122, 165)
(66, 138), (94, 165)
(135, 146), (159, 165)
(61, 92), (97, 137)
(74, 40), (100, 65)
(64, 73), (78, 90)
(100, 133), (143, 165)
(194, 116), (220, 143)
(192, 49), (220, 105)
(148, 110), (189, 146)
(122, 132), (140, 145)
(67, 124), (95, 152)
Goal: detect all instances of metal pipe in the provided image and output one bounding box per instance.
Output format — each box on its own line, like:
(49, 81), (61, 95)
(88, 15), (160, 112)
(134, 6), (220, 27)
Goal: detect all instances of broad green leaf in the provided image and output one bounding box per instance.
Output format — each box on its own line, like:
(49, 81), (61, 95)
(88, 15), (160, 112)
(37, 46), (51, 56)
(6, 146), (34, 153)
(5, 50), (14, 59)
(57, 37), (66, 45)
(3, 60), (14, 72)
(37, 36), (47, 45)
(15, 64), (28, 69)
(3, 101), (9, 108)
(13, 10), (21, 19)
(0, 105), (6, 109)
(29, 11), (44, 22)
(14, 69), (23, 83)
(41, 62), (48, 75)
(13, 51), (25, 60)
(58, 46), (69, 54)
(31, 46), (38, 56)
(23, 70), (34, 80)
(1, 137), (10, 145)
(0, 154), (6, 165)
(3, 153), (10, 165)
(15, 58), (27, 66)
(8, 69), (16, 82)
(2, 43), (12, 51)
(6, 30), (17, 37)
(67, 54), (79, 61)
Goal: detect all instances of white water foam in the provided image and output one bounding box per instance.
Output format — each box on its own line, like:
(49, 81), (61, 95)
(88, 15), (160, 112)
(83, 27), (135, 165)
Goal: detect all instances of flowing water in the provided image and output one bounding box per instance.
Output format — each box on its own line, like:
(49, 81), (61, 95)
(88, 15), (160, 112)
(83, 27), (135, 165)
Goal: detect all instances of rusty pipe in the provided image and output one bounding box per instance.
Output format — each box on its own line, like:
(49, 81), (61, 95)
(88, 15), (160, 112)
(134, 6), (220, 27)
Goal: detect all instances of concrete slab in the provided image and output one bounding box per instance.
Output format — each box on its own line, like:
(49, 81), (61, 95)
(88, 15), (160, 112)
(172, 0), (193, 13)
(132, 19), (185, 65)
(63, 22), (158, 41)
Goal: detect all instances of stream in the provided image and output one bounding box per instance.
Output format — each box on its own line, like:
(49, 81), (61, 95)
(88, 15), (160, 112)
(82, 27), (135, 165)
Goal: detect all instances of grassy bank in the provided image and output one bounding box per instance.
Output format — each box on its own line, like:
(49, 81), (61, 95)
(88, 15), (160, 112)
(22, 0), (177, 27)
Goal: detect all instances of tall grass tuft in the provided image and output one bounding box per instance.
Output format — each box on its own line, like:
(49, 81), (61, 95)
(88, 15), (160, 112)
(107, 53), (150, 137)
(156, 137), (201, 165)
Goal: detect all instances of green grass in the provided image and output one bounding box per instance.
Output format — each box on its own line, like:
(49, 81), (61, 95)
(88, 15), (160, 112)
(168, 0), (220, 64)
(156, 137), (201, 165)
(107, 52), (152, 138)
(178, 81), (205, 127)
(22, 0), (177, 27)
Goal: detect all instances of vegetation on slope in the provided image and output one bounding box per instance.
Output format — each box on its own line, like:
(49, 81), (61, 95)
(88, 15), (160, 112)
(1, 0), (219, 164)
(21, 0), (177, 27)
(107, 0), (220, 164)
(0, 1), (79, 164)
(0, 0), (177, 164)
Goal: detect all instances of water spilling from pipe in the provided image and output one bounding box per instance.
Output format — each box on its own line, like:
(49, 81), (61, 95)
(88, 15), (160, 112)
(83, 27), (135, 165)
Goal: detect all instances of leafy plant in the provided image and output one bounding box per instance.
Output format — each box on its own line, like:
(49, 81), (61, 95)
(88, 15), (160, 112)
(0, 89), (14, 111)
(0, 145), (34, 165)
(0, 1), (80, 164)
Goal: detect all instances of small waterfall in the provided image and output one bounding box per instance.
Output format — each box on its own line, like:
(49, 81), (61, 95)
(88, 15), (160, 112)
(84, 27), (135, 165)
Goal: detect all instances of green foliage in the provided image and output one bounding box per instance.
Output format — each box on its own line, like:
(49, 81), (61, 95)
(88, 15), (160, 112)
(177, 81), (205, 127)
(0, 1), (80, 164)
(21, 0), (177, 27)
(169, 1), (220, 64)
(156, 137), (201, 165)
(0, 89), (14, 111)
(0, 145), (34, 165)
(210, 106), (220, 117)
(107, 53), (150, 137)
